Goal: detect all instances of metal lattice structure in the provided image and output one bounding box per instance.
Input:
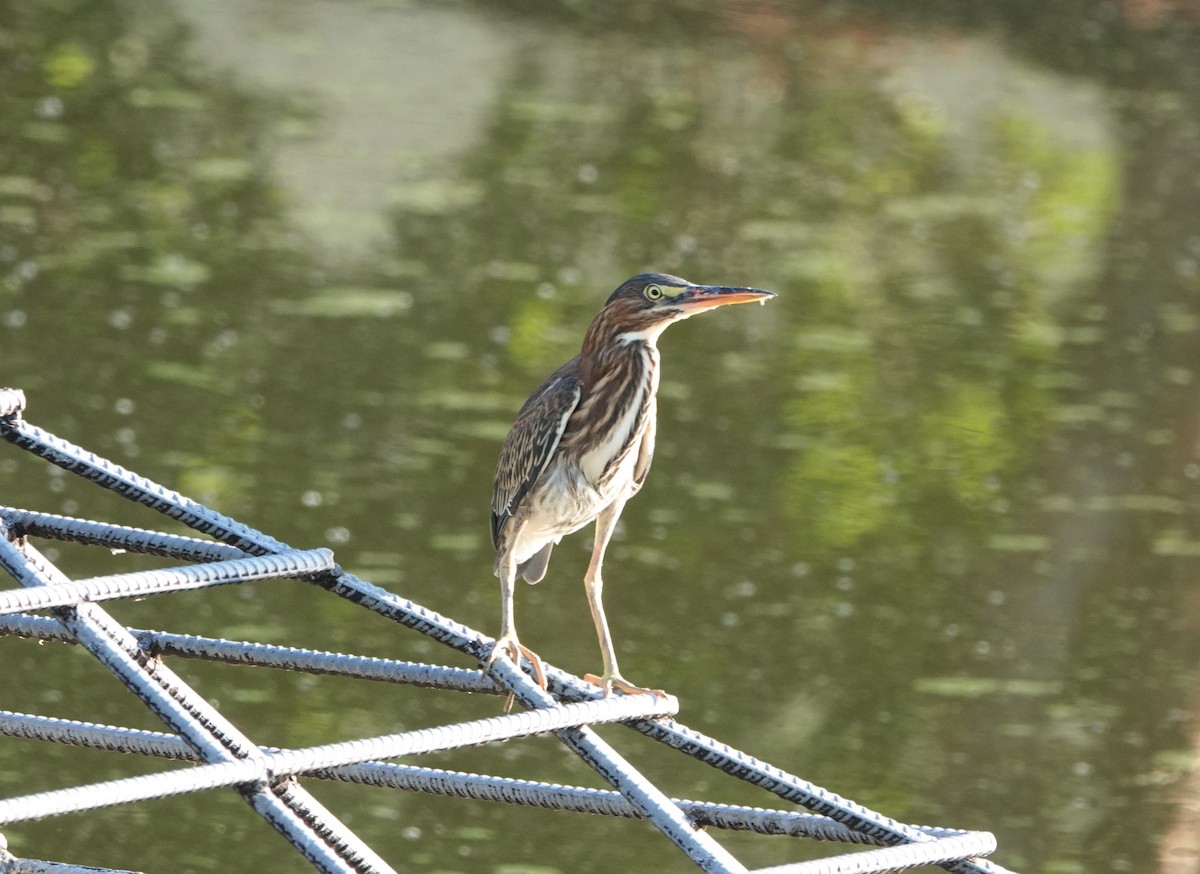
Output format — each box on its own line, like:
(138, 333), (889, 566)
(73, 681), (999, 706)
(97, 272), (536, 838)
(0, 387), (1014, 874)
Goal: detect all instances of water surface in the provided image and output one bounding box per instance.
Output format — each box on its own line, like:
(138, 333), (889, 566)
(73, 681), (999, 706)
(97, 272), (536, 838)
(2, 2), (1200, 872)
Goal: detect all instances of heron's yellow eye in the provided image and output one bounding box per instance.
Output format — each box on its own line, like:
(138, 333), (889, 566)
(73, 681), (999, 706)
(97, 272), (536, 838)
(644, 284), (664, 301)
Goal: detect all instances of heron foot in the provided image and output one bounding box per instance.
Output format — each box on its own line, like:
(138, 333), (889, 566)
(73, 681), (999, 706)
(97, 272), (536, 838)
(487, 635), (547, 712)
(583, 672), (665, 698)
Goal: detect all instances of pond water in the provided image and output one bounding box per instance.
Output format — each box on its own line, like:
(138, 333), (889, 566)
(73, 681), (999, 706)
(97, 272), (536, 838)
(2, 2), (1200, 872)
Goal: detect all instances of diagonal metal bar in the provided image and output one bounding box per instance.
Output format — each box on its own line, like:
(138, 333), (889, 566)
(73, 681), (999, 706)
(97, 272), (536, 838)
(0, 388), (24, 419)
(0, 695), (677, 826)
(0, 840), (144, 874)
(315, 762), (980, 847)
(0, 708), (982, 847)
(0, 614), (501, 693)
(0, 549), (333, 616)
(268, 692), (679, 775)
(5, 860), (143, 874)
(0, 507), (248, 562)
(485, 655), (749, 873)
(0, 528), (391, 874)
(554, 684), (1014, 874)
(749, 834), (998, 874)
(0, 710), (198, 760)
(0, 416), (291, 554)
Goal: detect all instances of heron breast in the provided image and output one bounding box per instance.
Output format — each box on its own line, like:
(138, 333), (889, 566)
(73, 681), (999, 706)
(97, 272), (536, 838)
(512, 463), (602, 562)
(574, 345), (658, 487)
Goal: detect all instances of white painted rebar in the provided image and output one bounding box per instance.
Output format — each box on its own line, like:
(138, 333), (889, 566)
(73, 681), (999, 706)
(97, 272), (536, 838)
(2, 855), (143, 874)
(0, 830), (144, 874)
(0, 549), (334, 616)
(6, 861), (142, 874)
(0, 507), (247, 562)
(0, 614), (501, 694)
(0, 711), (196, 761)
(0, 415), (293, 554)
(0, 759), (262, 826)
(320, 762), (978, 846)
(277, 691), (677, 771)
(485, 652), (750, 874)
(749, 834), (998, 874)
(0, 388), (24, 420)
(630, 715), (1014, 874)
(0, 694), (677, 827)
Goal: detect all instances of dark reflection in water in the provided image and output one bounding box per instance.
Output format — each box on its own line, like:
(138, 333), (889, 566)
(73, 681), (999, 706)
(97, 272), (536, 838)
(2, 1), (1199, 872)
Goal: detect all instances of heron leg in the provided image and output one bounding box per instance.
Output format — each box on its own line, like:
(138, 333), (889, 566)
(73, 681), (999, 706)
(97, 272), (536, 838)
(582, 500), (663, 697)
(488, 548), (546, 711)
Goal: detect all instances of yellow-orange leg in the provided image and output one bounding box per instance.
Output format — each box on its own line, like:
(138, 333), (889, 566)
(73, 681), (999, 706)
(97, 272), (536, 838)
(583, 672), (665, 698)
(489, 550), (547, 711)
(581, 500), (663, 698)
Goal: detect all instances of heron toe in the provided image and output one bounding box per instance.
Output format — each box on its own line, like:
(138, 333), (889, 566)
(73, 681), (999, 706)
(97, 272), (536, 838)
(488, 634), (548, 690)
(584, 672), (665, 698)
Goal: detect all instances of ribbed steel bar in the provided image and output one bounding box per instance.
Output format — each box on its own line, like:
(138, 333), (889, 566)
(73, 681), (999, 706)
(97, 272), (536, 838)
(749, 834), (998, 874)
(0, 549), (334, 616)
(485, 655), (749, 874)
(626, 715), (1010, 874)
(0, 711), (197, 760)
(0, 830), (144, 874)
(136, 631), (498, 692)
(5, 861), (142, 874)
(0, 417), (291, 555)
(0, 507), (247, 562)
(0, 615), (500, 694)
(0, 388), (24, 419)
(0, 759), (259, 826)
(273, 691), (678, 773)
(0, 530), (387, 874)
(6, 862), (142, 874)
(0, 848), (143, 874)
(317, 763), (977, 846)
(0, 695), (677, 826)
(0, 709), (976, 847)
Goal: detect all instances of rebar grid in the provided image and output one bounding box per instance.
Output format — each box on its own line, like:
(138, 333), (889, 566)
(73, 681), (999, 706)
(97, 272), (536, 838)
(0, 387), (1014, 874)
(0, 710), (978, 845)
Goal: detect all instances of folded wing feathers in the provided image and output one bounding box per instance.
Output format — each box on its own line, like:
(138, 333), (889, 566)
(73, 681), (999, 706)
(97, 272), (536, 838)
(490, 370), (582, 548)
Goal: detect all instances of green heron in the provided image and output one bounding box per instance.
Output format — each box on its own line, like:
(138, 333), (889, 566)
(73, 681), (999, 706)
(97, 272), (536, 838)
(489, 273), (775, 697)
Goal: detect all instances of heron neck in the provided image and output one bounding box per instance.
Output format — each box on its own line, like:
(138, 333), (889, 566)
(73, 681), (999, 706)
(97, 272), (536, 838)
(579, 316), (662, 390)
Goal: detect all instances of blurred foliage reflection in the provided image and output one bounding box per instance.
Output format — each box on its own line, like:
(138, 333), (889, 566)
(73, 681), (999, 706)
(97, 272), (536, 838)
(2, 1), (1200, 873)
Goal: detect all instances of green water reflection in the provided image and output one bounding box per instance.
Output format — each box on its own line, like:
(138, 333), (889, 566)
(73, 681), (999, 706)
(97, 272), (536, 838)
(2, 1), (1200, 872)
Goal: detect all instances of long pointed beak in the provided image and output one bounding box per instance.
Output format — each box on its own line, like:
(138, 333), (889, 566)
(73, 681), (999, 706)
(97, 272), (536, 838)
(677, 284), (777, 311)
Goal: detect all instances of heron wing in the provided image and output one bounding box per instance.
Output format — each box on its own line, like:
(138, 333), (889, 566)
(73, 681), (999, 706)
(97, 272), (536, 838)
(631, 394), (656, 492)
(490, 362), (582, 549)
